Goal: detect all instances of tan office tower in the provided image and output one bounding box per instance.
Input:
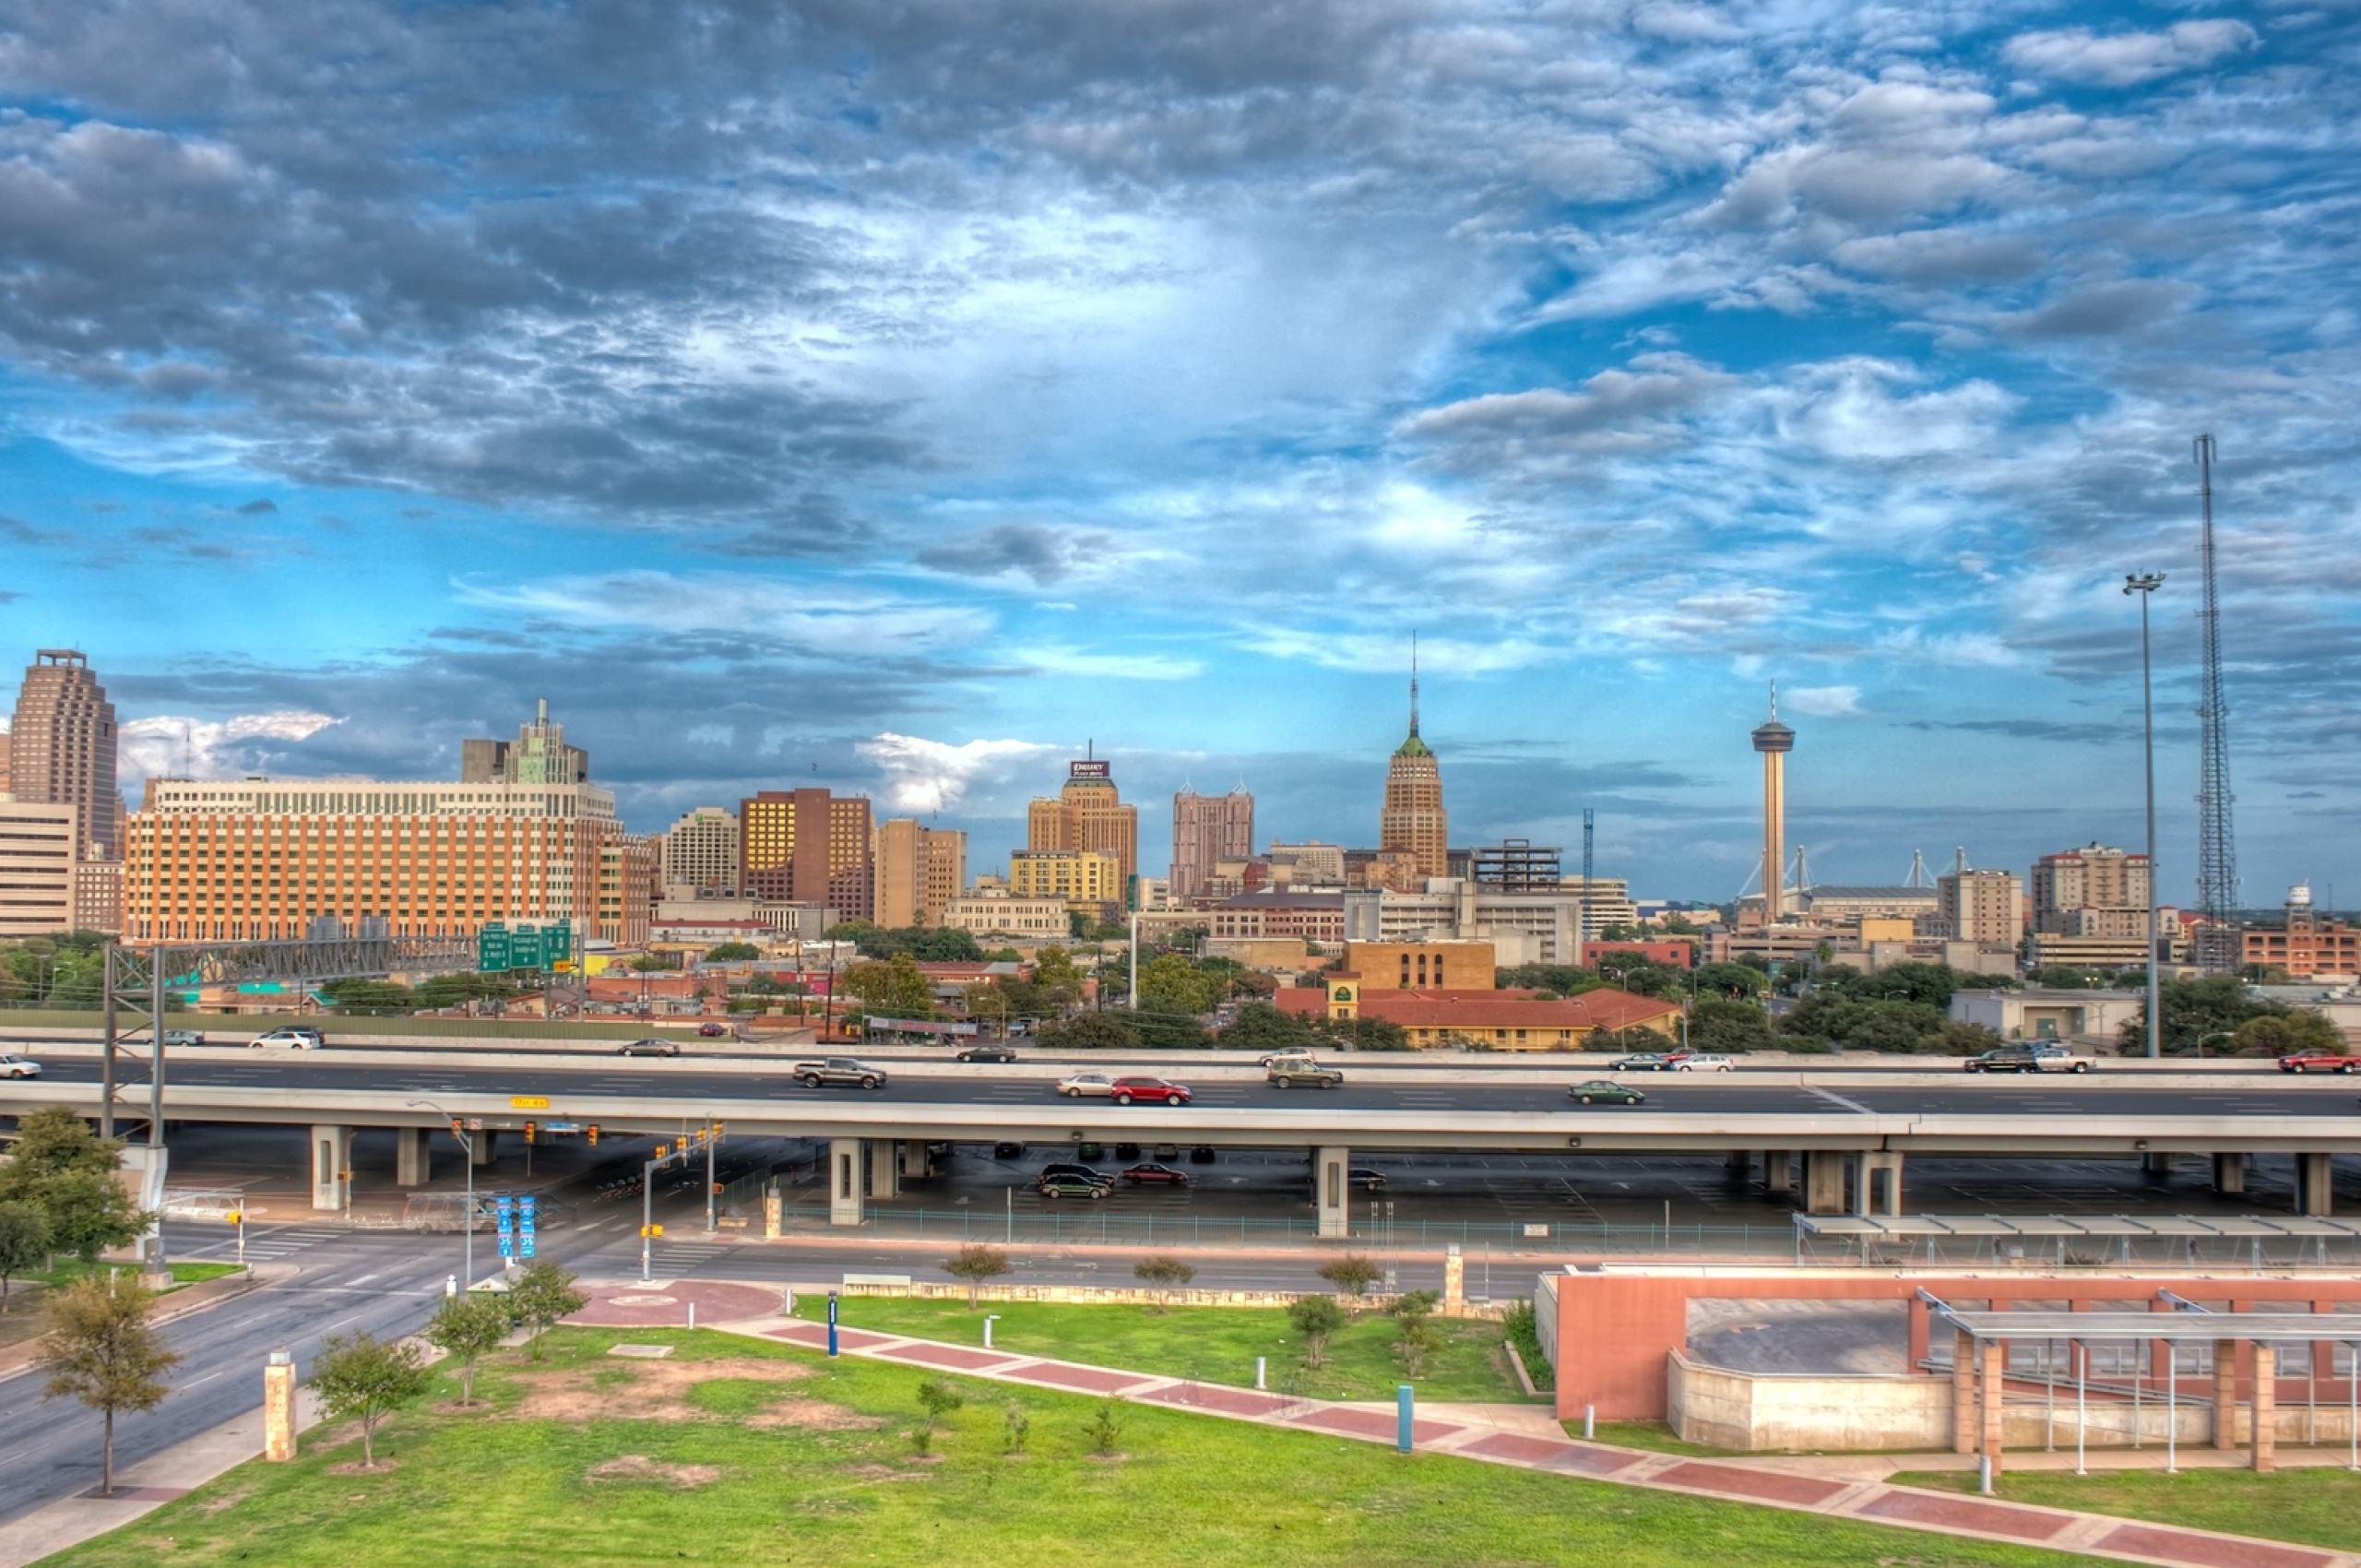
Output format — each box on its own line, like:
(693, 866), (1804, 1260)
(873, 818), (967, 928)
(659, 806), (741, 897)
(1170, 788), (1254, 899)
(1751, 692), (1794, 921)
(1026, 758), (1139, 895)
(742, 789), (874, 921)
(1379, 659), (1447, 881)
(1938, 864), (2024, 946)
(9, 649), (120, 858)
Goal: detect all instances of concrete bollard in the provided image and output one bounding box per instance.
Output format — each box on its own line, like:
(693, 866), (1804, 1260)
(264, 1349), (298, 1462)
(1255, 1356), (1266, 1390)
(1583, 1404), (1595, 1440)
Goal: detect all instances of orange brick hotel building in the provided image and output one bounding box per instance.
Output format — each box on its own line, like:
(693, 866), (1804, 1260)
(123, 776), (653, 946)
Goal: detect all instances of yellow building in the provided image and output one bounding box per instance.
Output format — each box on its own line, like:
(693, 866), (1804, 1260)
(1027, 758), (1139, 895)
(1335, 940), (1496, 1003)
(1010, 849), (1124, 921)
(873, 818), (967, 928)
(1379, 656), (1446, 880)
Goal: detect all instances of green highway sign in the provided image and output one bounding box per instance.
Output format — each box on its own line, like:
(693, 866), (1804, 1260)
(477, 921), (574, 974)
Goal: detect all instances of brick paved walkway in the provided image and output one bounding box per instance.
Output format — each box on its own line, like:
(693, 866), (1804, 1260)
(744, 1316), (2361, 1568)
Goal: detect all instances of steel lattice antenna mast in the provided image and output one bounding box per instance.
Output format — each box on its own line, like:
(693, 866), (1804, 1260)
(2192, 435), (2239, 971)
(1580, 808), (1595, 961)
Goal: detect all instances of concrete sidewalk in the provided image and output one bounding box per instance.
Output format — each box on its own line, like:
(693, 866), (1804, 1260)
(731, 1313), (2361, 1568)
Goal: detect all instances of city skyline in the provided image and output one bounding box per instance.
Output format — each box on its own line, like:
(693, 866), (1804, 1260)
(0, 1), (2355, 903)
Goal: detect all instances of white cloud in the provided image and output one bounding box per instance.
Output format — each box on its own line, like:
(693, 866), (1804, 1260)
(119, 711), (341, 781)
(1782, 684), (1863, 717)
(451, 573), (994, 652)
(2003, 21), (2259, 87)
(855, 732), (1053, 813)
(1014, 647), (1204, 680)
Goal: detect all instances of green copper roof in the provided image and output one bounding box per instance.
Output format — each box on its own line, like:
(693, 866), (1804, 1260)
(1393, 731), (1434, 758)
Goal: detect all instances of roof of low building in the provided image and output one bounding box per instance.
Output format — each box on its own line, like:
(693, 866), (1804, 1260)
(1358, 986), (1680, 1031)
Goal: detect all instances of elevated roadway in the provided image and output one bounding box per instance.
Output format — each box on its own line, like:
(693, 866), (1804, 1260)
(4, 1046), (2354, 1226)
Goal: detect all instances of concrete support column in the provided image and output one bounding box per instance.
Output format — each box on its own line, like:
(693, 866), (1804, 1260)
(2213, 1338), (2238, 1450)
(395, 1127), (431, 1187)
(1763, 1151), (1792, 1194)
(470, 1129), (498, 1168)
(2251, 1343), (2276, 1473)
(2213, 1153), (2247, 1194)
(898, 1141), (930, 1180)
(1316, 1146), (1351, 1240)
(1804, 1150), (1847, 1216)
(1725, 1150), (1750, 1174)
(1980, 1338), (2007, 1479)
(308, 1125), (352, 1212)
(1854, 1152), (1904, 1218)
(828, 1138), (865, 1227)
(865, 1140), (899, 1200)
(1952, 1329), (1977, 1454)
(2295, 1153), (2334, 1217)
(2143, 1151), (2172, 1180)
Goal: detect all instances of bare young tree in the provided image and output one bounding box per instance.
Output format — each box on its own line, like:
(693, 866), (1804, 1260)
(942, 1244), (1010, 1308)
(37, 1271), (183, 1496)
(1131, 1254), (1196, 1313)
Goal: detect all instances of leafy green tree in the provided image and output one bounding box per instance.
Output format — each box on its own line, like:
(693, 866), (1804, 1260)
(1694, 961), (1767, 998)
(0, 1201), (53, 1304)
(0, 1107), (120, 1182)
(1394, 1315), (1442, 1376)
(1498, 963), (1599, 994)
(1659, 912), (1700, 935)
(1850, 962), (1971, 1007)
(963, 980), (1014, 1032)
(2231, 1010), (2342, 1058)
(1391, 1289), (1440, 1322)
(1215, 1001), (1318, 1053)
(1139, 953), (1219, 1014)
(422, 1293), (511, 1405)
(1085, 1397), (1127, 1455)
(1314, 1016), (1411, 1051)
(844, 953), (936, 1018)
(1690, 998), (1778, 1052)
(2123, 975), (2282, 1056)
(1315, 1253), (1381, 1298)
(1129, 1009), (1213, 1049)
(912, 1376), (965, 1453)
(310, 1331), (432, 1467)
(0, 1109), (148, 1264)
(942, 1243), (1009, 1307)
(505, 1260), (587, 1360)
(1002, 1398), (1030, 1452)
(1036, 1012), (1140, 1050)
(38, 1271), (182, 1495)
(704, 942), (762, 961)
(1287, 1294), (1346, 1367)
(1132, 1254), (1196, 1311)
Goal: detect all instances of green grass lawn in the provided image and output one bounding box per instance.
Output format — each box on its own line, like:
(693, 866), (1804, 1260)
(47, 1327), (2106, 1568)
(1892, 1463), (2361, 1555)
(798, 1294), (1534, 1404)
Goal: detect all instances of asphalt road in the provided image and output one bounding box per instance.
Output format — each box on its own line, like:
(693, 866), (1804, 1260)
(15, 1052), (2360, 1119)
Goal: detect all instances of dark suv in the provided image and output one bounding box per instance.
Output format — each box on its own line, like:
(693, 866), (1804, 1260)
(1964, 1044), (2092, 1075)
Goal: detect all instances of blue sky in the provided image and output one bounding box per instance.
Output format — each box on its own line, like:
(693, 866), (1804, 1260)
(0, 0), (2355, 907)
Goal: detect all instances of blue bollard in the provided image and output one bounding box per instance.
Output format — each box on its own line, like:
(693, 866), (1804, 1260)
(1397, 1384), (1414, 1453)
(827, 1291), (840, 1358)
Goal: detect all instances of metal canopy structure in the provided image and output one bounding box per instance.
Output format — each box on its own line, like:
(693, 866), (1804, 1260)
(1797, 1212), (2361, 1270)
(1799, 1214), (2361, 1241)
(1928, 1306), (2361, 1345)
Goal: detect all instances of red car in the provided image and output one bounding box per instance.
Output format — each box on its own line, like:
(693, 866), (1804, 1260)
(698, 1022), (729, 1038)
(1121, 1162), (1190, 1185)
(1109, 1076), (1191, 1106)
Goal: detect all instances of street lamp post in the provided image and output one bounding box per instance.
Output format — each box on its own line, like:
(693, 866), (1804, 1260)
(406, 1099), (475, 1287)
(2125, 572), (2166, 1060)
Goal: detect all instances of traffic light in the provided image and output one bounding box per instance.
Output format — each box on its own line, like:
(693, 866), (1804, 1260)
(224, 1211), (241, 1225)
(450, 1118), (464, 1138)
(587, 1124), (599, 1146)
(640, 1223), (664, 1238)
(711, 1182), (723, 1195)
(524, 1122), (537, 1144)
(655, 1142), (670, 1158)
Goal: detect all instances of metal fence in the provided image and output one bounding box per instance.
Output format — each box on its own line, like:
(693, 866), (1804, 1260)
(772, 1206), (1802, 1254)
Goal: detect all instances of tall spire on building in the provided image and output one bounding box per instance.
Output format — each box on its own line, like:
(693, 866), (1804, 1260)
(1409, 632), (1420, 738)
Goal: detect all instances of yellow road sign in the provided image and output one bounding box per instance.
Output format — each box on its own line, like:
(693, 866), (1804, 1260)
(509, 1096), (551, 1110)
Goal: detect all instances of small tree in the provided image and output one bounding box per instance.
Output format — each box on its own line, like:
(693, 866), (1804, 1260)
(1391, 1289), (1440, 1323)
(1315, 1253), (1382, 1301)
(310, 1331), (432, 1467)
(1132, 1254), (1196, 1313)
(1394, 1315), (1442, 1376)
(0, 1200), (53, 1304)
(942, 1244), (1010, 1308)
(422, 1292), (511, 1405)
(1287, 1294), (1346, 1368)
(504, 1260), (587, 1361)
(37, 1271), (182, 1496)
(1003, 1397), (1031, 1453)
(913, 1376), (965, 1453)
(1086, 1397), (1126, 1455)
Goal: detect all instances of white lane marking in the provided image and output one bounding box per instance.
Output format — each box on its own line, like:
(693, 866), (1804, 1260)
(1809, 1087), (1875, 1114)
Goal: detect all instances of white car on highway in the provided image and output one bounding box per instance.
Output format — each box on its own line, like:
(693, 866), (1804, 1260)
(1056, 1072), (1116, 1099)
(249, 1028), (321, 1050)
(0, 1054), (41, 1078)
(1674, 1054), (1736, 1072)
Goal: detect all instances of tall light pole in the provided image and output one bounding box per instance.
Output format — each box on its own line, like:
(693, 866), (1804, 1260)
(406, 1099), (475, 1286)
(2125, 572), (2166, 1059)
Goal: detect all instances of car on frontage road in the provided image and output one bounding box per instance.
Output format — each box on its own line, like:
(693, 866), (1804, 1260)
(1674, 1053), (1735, 1072)
(794, 1057), (888, 1089)
(1568, 1079), (1646, 1105)
(249, 1028), (320, 1050)
(697, 1022), (729, 1037)
(2279, 1051), (2361, 1074)
(618, 1038), (681, 1057)
(0, 1054), (41, 1079)
(1121, 1162), (1190, 1185)
(1264, 1054), (1343, 1088)
(956, 1042), (1019, 1063)
(1036, 1162), (1113, 1189)
(162, 1029), (206, 1049)
(1038, 1172), (1110, 1200)
(1057, 1072), (1115, 1098)
(1964, 1045), (2091, 1074)
(1109, 1076), (1191, 1106)
(1608, 1052), (1684, 1072)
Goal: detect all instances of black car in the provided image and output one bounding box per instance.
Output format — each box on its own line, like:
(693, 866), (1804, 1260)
(1038, 1172), (1109, 1200)
(1037, 1162), (1113, 1189)
(955, 1042), (1019, 1063)
(992, 1141), (1027, 1160)
(618, 1039), (681, 1057)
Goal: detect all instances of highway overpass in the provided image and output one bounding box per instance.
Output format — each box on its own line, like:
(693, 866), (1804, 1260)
(4, 1045), (2355, 1231)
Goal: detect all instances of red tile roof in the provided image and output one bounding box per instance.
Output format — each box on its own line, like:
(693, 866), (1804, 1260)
(1358, 987), (1679, 1032)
